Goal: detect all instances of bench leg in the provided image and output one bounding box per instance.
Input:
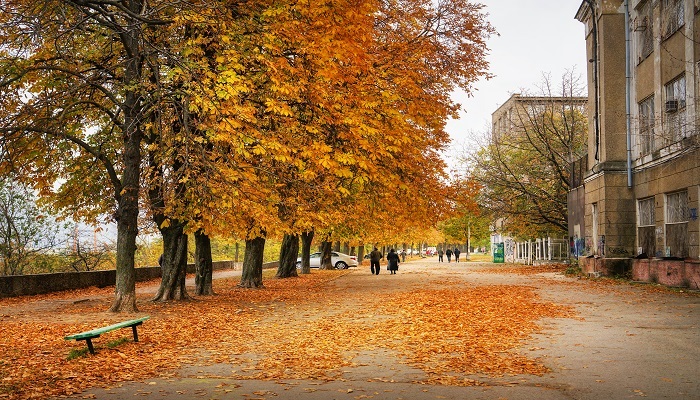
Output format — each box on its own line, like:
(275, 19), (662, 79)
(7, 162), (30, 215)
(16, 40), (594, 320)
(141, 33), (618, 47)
(85, 339), (95, 355)
(131, 325), (139, 342)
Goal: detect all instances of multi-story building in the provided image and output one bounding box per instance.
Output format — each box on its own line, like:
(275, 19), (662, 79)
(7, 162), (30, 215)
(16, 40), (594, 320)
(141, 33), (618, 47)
(491, 93), (587, 262)
(492, 93), (588, 142)
(573, 0), (700, 288)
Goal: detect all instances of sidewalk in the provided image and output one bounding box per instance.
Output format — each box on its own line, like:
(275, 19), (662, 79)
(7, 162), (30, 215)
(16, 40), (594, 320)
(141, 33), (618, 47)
(42, 259), (700, 399)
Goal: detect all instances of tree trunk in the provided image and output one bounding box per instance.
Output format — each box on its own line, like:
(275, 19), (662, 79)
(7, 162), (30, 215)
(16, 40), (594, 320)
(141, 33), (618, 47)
(195, 230), (214, 295)
(320, 241), (333, 270)
(235, 242), (240, 266)
(276, 233), (299, 278)
(300, 231), (314, 274)
(357, 245), (365, 265)
(152, 226), (189, 301)
(109, 55), (143, 312)
(240, 237), (265, 288)
(110, 208), (139, 312)
(467, 223), (471, 261)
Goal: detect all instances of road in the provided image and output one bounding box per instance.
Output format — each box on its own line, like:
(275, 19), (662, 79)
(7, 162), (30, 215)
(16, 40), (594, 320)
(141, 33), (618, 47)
(62, 258), (700, 400)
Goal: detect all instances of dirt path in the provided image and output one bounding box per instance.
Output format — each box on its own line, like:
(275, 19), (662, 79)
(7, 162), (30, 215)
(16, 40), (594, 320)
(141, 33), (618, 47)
(4, 258), (699, 400)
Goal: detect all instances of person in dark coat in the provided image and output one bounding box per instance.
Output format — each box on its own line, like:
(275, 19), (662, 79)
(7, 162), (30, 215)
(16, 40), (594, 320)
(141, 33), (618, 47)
(454, 247), (461, 262)
(369, 247), (382, 275)
(387, 249), (400, 274)
(445, 248), (452, 262)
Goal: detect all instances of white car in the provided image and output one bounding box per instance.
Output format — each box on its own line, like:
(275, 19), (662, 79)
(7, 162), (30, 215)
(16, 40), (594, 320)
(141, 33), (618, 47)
(296, 251), (358, 269)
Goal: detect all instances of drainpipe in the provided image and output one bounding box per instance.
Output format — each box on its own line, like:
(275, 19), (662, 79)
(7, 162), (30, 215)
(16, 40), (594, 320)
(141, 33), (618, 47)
(583, 0), (601, 161)
(625, 0), (633, 188)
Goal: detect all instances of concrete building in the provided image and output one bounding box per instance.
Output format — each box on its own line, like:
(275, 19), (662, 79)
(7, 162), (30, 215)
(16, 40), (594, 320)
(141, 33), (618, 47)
(573, 0), (700, 288)
(492, 94), (587, 143)
(491, 94), (587, 263)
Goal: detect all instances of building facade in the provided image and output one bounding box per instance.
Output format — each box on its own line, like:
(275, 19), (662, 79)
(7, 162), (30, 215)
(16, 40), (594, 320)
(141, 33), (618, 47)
(574, 0), (700, 287)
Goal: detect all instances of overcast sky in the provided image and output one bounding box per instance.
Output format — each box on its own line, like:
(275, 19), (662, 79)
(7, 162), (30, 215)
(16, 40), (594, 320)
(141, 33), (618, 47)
(445, 0), (588, 156)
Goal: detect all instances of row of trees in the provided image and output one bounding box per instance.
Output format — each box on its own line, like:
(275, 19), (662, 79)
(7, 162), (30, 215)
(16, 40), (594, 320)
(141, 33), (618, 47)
(0, 0), (494, 311)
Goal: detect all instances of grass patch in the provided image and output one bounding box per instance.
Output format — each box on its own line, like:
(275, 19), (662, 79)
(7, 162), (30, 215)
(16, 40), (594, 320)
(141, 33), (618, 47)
(106, 337), (130, 348)
(464, 254), (492, 262)
(565, 265), (582, 276)
(67, 348), (90, 360)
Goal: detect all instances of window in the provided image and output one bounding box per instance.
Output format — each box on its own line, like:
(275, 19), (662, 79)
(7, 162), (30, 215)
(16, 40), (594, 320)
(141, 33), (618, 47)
(664, 74), (687, 144)
(662, 0), (684, 38)
(638, 197), (655, 257)
(665, 191), (688, 257)
(638, 96), (655, 155)
(639, 197), (655, 226)
(665, 74), (686, 109)
(637, 1), (654, 60)
(666, 191), (688, 223)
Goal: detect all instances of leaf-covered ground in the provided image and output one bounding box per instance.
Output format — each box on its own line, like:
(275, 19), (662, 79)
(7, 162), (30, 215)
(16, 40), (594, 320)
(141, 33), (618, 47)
(0, 267), (578, 399)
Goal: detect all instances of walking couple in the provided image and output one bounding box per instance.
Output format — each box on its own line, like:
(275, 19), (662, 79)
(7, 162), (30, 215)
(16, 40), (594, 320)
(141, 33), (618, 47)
(369, 247), (400, 275)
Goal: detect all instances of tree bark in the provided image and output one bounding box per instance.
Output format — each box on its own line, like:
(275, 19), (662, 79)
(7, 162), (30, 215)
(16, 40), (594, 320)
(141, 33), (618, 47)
(357, 245), (365, 265)
(195, 230), (214, 295)
(109, 4), (145, 312)
(320, 241), (333, 270)
(152, 225), (189, 301)
(276, 233), (299, 278)
(299, 231), (314, 274)
(239, 237), (265, 288)
(110, 204), (138, 312)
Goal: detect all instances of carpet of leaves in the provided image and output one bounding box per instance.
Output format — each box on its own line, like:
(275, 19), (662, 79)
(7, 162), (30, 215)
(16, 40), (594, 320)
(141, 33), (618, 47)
(0, 269), (575, 399)
(476, 263), (569, 275)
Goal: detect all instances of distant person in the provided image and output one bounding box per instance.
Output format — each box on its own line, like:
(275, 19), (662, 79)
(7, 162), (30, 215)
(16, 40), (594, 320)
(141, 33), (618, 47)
(445, 248), (452, 263)
(438, 249), (444, 262)
(454, 247), (461, 262)
(387, 249), (400, 274)
(369, 247), (382, 275)
(400, 249), (406, 262)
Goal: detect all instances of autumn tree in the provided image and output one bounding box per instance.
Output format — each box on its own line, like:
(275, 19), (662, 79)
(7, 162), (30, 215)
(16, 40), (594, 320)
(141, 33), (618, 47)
(0, 1), (167, 311)
(464, 72), (588, 238)
(0, 175), (66, 275)
(0, 1), (241, 305)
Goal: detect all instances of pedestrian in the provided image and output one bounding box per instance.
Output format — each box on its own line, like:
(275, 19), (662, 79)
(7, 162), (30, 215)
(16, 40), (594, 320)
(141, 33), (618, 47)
(387, 248), (400, 274)
(400, 249), (406, 262)
(454, 247), (461, 262)
(369, 247), (382, 275)
(438, 248), (444, 262)
(445, 248), (452, 262)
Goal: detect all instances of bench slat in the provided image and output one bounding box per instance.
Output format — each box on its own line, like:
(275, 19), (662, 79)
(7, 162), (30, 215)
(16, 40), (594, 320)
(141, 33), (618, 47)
(65, 316), (150, 340)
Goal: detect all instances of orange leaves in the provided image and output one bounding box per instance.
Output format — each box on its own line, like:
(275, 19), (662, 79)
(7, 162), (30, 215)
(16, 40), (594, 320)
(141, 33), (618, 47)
(371, 284), (573, 380)
(0, 268), (580, 398)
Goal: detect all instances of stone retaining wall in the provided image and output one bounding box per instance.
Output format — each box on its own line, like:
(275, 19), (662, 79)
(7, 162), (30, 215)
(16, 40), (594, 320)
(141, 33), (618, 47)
(632, 259), (700, 289)
(0, 260), (278, 298)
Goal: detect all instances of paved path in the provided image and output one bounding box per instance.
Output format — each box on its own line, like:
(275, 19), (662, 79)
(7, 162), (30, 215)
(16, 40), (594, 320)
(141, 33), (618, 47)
(62, 258), (700, 400)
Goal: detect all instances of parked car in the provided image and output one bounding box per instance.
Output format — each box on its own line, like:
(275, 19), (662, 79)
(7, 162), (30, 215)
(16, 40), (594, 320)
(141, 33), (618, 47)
(296, 251), (358, 269)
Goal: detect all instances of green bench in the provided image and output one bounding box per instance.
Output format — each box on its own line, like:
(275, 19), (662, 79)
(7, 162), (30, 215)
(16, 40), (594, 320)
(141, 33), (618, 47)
(64, 316), (150, 355)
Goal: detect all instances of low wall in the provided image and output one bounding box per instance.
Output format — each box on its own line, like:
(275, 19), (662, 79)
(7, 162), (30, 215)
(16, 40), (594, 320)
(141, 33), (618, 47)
(0, 260), (278, 298)
(632, 259), (700, 289)
(580, 257), (700, 289)
(580, 257), (632, 277)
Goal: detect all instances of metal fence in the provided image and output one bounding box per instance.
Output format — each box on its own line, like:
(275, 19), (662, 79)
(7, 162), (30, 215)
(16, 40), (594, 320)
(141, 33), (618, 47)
(505, 237), (569, 265)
